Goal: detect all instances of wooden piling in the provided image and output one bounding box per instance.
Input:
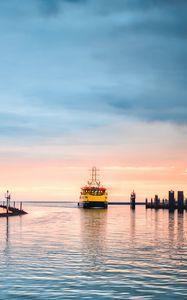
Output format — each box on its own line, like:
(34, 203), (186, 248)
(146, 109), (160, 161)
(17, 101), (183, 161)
(185, 199), (187, 210)
(130, 191), (136, 209)
(169, 190), (175, 212)
(130, 199), (135, 209)
(154, 195), (160, 209)
(178, 191), (184, 213)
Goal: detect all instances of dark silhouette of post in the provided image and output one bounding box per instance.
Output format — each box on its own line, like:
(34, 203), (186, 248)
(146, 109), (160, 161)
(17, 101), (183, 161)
(169, 190), (175, 212)
(178, 191), (184, 213)
(154, 195), (160, 209)
(5, 190), (11, 214)
(130, 191), (136, 209)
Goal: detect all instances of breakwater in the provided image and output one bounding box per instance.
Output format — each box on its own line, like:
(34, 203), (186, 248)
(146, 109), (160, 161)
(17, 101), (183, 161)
(145, 190), (187, 212)
(0, 191), (27, 217)
(0, 203), (27, 217)
(108, 202), (145, 205)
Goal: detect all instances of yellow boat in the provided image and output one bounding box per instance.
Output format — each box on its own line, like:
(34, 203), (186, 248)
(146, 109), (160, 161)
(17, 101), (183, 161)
(78, 167), (108, 208)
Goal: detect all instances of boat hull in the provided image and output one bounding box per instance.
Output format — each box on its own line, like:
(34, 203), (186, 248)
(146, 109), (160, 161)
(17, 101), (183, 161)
(78, 201), (108, 209)
(79, 182), (108, 209)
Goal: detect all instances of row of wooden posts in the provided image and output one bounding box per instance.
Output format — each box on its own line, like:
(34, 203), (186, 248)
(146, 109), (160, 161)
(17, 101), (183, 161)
(129, 190), (187, 212)
(1, 200), (23, 211)
(145, 190), (187, 212)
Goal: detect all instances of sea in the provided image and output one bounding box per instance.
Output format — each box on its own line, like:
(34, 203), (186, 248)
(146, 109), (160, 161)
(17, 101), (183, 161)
(0, 202), (187, 300)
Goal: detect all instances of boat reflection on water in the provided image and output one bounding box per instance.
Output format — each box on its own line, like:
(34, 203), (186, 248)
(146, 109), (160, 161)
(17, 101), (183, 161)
(80, 208), (108, 270)
(0, 204), (187, 299)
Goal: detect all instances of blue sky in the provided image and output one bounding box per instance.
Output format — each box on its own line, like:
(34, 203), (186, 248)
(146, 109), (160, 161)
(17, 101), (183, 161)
(0, 0), (187, 200)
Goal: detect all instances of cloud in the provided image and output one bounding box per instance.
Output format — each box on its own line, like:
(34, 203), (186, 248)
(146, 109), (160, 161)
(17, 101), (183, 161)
(38, 0), (87, 16)
(0, 0), (186, 147)
(0, 0), (187, 200)
(103, 166), (174, 172)
(39, 0), (61, 16)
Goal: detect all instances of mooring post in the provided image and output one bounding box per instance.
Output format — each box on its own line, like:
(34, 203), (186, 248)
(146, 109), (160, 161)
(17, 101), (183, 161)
(130, 191), (136, 209)
(178, 191), (184, 213)
(169, 190), (175, 212)
(185, 199), (187, 210)
(20, 202), (22, 211)
(14, 201), (15, 208)
(154, 195), (160, 209)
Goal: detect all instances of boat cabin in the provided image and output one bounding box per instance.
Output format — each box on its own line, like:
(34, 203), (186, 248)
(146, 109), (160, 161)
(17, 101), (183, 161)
(81, 186), (106, 196)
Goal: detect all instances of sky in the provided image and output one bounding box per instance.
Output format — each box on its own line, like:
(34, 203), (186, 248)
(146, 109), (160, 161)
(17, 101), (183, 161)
(0, 0), (187, 201)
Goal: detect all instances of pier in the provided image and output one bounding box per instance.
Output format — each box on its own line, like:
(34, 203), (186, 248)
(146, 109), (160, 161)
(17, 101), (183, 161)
(108, 202), (145, 205)
(145, 190), (187, 211)
(109, 190), (143, 208)
(0, 191), (27, 217)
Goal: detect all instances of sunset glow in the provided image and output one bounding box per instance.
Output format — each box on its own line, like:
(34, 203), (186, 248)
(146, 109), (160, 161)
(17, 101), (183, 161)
(0, 1), (187, 201)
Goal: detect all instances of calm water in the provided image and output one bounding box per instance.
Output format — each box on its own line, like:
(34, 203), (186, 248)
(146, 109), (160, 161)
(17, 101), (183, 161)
(0, 203), (187, 300)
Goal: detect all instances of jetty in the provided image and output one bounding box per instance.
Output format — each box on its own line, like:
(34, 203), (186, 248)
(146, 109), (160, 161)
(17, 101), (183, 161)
(145, 190), (187, 212)
(0, 191), (27, 217)
(109, 190), (142, 209)
(108, 202), (145, 206)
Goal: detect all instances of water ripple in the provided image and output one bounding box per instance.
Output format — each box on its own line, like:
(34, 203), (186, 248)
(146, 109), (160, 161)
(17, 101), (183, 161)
(0, 204), (187, 299)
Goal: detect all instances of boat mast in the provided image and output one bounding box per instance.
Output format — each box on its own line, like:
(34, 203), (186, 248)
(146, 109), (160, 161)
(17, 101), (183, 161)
(88, 166), (100, 187)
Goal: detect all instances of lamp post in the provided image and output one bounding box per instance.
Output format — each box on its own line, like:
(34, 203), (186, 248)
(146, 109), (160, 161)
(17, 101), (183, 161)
(5, 190), (11, 214)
